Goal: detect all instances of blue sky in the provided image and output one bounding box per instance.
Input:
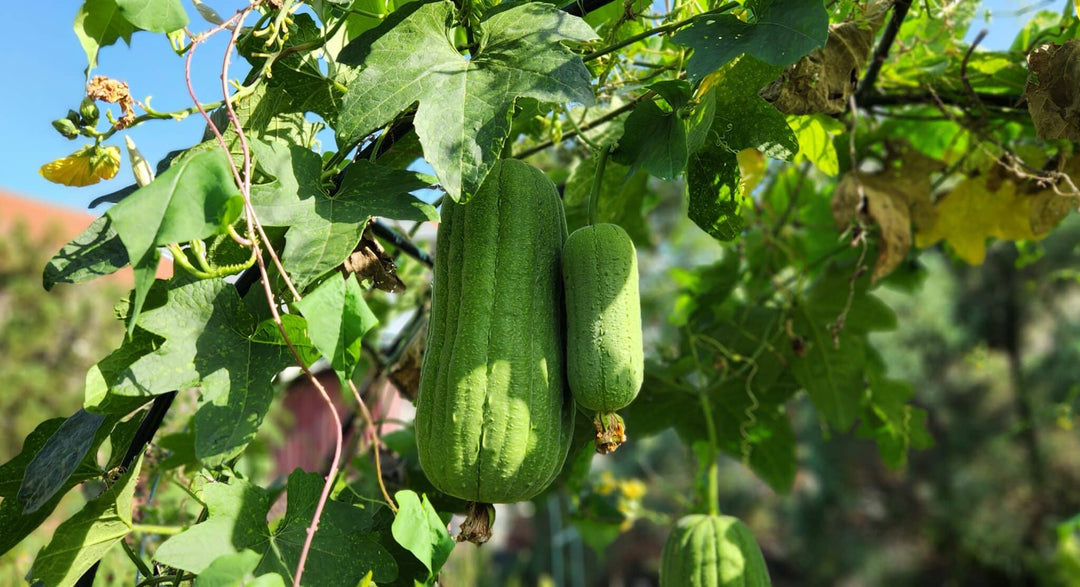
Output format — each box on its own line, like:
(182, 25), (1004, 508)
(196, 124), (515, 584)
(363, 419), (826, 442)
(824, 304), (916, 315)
(0, 0), (1057, 210)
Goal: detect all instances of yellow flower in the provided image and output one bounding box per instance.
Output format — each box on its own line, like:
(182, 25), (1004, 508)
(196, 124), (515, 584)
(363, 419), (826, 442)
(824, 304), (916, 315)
(618, 478), (647, 501)
(40, 144), (121, 187)
(595, 470), (617, 496)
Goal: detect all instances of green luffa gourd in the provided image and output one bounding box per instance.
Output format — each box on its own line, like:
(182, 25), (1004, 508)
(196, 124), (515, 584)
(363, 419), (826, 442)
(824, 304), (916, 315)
(416, 159), (574, 516)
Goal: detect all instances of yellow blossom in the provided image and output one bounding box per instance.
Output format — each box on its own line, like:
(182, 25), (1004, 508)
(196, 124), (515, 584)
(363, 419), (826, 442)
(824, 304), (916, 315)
(595, 470), (617, 496)
(39, 144), (121, 187)
(618, 478), (647, 501)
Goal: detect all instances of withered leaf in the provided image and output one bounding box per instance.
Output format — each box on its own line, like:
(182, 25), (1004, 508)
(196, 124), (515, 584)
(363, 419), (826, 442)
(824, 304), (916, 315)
(832, 141), (945, 282)
(343, 228), (406, 293)
(388, 329), (424, 403)
(761, 0), (891, 115)
(1025, 40), (1080, 142)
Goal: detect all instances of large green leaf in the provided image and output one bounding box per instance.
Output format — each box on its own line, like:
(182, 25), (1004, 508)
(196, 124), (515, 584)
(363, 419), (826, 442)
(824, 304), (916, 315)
(115, 0), (187, 33)
(390, 490), (454, 579)
(43, 215), (129, 290)
(27, 456), (143, 586)
(673, 0), (829, 82)
(0, 420), (95, 556)
(74, 0), (138, 70)
(704, 55), (798, 160)
(250, 140), (436, 290)
(105, 149), (243, 334)
(194, 551), (288, 587)
(611, 80), (693, 180)
(789, 306), (867, 431)
(154, 470), (396, 586)
(295, 276), (379, 383)
(337, 0), (597, 200)
(17, 410), (111, 514)
(102, 279), (293, 466)
(686, 144), (746, 241)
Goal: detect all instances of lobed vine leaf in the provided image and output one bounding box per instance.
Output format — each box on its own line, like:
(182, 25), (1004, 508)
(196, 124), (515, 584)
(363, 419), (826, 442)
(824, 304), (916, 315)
(154, 470), (396, 586)
(295, 276), (379, 383)
(193, 551), (288, 587)
(857, 376), (933, 468)
(101, 278), (294, 466)
(699, 55), (799, 160)
(672, 0), (829, 82)
(337, 0), (597, 201)
(27, 456), (143, 586)
(250, 139), (437, 290)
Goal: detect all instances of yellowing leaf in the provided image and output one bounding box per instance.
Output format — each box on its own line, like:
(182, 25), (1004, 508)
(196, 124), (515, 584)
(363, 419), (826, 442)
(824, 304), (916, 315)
(737, 148), (766, 193)
(39, 144), (120, 187)
(832, 140), (944, 282)
(915, 178), (1037, 265)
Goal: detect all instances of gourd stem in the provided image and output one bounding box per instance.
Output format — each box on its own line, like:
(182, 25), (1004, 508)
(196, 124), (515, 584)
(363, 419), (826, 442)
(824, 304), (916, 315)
(588, 146), (610, 226)
(688, 332), (721, 516)
(698, 389), (721, 516)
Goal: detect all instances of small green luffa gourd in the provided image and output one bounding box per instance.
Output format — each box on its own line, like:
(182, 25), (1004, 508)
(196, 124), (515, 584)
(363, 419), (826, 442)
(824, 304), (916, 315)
(561, 222), (643, 453)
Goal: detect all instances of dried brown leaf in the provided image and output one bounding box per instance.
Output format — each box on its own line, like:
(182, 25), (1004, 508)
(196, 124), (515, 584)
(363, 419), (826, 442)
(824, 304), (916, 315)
(343, 229), (406, 293)
(1025, 40), (1080, 142)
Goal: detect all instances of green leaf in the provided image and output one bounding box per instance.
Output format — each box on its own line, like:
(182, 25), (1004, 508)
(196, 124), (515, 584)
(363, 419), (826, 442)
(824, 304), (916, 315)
(390, 491), (454, 578)
(611, 81), (692, 180)
(28, 456), (143, 586)
(250, 140), (436, 289)
(84, 328), (162, 414)
(569, 493), (625, 556)
(0, 420), (89, 555)
(563, 157), (651, 246)
(103, 279), (293, 466)
(17, 410), (110, 514)
(74, 0), (138, 70)
(686, 144), (746, 241)
(43, 215), (129, 290)
(154, 470), (397, 586)
(857, 377), (933, 468)
(194, 551), (288, 587)
(789, 306), (867, 431)
(673, 0), (829, 82)
(106, 149), (243, 334)
(703, 55), (798, 160)
(115, 0), (188, 33)
(337, 1), (597, 200)
(787, 114), (843, 175)
(239, 14), (349, 126)
(295, 277), (379, 383)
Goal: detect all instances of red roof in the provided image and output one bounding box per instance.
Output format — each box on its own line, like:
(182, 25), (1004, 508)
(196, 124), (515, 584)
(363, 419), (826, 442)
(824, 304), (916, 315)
(0, 189), (172, 287)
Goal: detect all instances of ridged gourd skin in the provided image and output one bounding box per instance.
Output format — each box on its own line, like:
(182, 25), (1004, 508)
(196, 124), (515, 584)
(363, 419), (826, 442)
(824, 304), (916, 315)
(415, 159), (575, 504)
(561, 223), (643, 413)
(660, 514), (772, 587)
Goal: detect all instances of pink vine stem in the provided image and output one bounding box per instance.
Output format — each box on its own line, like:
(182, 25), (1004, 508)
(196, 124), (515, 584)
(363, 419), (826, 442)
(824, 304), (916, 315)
(182, 4), (346, 585)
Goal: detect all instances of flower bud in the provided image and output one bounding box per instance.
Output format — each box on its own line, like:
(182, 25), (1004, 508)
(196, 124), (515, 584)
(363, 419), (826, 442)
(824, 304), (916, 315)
(51, 118), (79, 139)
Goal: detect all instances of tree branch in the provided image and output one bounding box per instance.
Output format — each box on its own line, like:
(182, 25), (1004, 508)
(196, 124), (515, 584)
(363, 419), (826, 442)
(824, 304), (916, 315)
(855, 0), (913, 104)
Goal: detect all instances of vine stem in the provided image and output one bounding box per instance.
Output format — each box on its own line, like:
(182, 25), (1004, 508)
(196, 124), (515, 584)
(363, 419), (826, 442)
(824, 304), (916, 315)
(686, 332), (720, 517)
(183, 5), (345, 586)
(587, 146), (611, 226)
(348, 379), (398, 513)
(581, 1), (739, 63)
